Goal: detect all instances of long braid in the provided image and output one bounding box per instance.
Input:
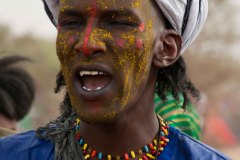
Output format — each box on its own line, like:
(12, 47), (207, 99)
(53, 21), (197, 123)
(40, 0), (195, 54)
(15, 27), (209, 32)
(36, 71), (84, 160)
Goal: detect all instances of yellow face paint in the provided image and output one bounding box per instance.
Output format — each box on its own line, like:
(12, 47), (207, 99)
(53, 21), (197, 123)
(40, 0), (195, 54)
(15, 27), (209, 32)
(56, 0), (165, 123)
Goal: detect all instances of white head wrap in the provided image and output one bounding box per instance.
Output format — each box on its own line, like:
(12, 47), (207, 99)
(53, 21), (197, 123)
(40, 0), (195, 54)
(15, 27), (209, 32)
(44, 0), (208, 54)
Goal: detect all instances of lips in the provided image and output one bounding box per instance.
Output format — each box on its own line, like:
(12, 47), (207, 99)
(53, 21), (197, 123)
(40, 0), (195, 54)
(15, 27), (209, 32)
(79, 70), (111, 91)
(74, 64), (114, 99)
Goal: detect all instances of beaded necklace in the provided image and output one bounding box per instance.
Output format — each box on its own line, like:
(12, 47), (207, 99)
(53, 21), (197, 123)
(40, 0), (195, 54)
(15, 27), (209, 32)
(74, 115), (169, 160)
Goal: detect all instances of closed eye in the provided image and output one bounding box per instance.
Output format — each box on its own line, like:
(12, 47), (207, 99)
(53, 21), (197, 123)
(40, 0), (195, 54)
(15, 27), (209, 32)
(59, 20), (84, 29)
(107, 20), (138, 27)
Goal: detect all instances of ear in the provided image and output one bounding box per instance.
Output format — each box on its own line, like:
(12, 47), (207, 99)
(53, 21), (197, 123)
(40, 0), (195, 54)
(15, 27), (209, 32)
(152, 29), (182, 68)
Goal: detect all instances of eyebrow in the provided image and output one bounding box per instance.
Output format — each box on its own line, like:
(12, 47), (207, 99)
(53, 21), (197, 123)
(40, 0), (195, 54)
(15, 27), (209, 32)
(59, 9), (84, 18)
(60, 8), (139, 17)
(103, 9), (139, 16)
(100, 9), (141, 21)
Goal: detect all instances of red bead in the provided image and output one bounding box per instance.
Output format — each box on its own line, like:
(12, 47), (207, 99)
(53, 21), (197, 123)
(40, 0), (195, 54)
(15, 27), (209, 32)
(91, 150), (96, 158)
(142, 155), (149, 160)
(151, 150), (156, 154)
(161, 143), (167, 147)
(161, 137), (167, 143)
(149, 143), (154, 150)
(164, 125), (169, 129)
(124, 153), (129, 160)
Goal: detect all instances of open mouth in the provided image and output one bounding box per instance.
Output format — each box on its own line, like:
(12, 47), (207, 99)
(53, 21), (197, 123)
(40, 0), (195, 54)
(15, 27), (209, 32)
(78, 70), (112, 92)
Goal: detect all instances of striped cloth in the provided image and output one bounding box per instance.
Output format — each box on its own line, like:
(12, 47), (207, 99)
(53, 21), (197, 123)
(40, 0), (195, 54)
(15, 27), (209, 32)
(154, 93), (201, 140)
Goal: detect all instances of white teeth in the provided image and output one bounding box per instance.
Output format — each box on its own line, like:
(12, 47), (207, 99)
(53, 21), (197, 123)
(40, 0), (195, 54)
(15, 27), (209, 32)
(98, 71), (105, 75)
(96, 86), (103, 90)
(82, 86), (104, 91)
(79, 71), (106, 77)
(79, 70), (108, 91)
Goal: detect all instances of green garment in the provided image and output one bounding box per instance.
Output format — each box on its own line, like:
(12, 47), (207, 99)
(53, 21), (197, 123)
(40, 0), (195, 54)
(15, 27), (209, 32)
(154, 93), (201, 140)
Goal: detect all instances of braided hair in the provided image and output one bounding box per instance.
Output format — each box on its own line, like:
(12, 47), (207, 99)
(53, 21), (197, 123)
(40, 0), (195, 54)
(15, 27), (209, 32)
(0, 55), (35, 121)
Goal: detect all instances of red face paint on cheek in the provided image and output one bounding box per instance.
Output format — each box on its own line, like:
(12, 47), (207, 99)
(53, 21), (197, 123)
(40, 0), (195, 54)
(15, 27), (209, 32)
(136, 39), (143, 49)
(82, 5), (97, 56)
(68, 36), (75, 46)
(116, 39), (125, 48)
(139, 23), (145, 32)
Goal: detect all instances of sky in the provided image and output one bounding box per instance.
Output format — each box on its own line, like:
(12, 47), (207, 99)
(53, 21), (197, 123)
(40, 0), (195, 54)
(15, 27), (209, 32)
(0, 0), (57, 39)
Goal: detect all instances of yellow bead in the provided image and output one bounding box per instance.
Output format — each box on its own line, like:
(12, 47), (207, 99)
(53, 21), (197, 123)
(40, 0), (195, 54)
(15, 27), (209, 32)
(108, 155), (111, 160)
(161, 122), (166, 127)
(116, 155), (120, 160)
(154, 140), (157, 145)
(159, 147), (164, 151)
(146, 153), (155, 159)
(160, 141), (164, 145)
(153, 146), (156, 150)
(83, 144), (88, 150)
(84, 154), (90, 159)
(76, 118), (80, 124)
(137, 149), (143, 154)
(131, 151), (136, 158)
(139, 158), (143, 160)
(163, 128), (168, 135)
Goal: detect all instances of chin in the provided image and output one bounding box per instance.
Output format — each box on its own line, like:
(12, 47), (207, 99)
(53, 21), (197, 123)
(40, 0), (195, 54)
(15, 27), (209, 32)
(75, 109), (122, 125)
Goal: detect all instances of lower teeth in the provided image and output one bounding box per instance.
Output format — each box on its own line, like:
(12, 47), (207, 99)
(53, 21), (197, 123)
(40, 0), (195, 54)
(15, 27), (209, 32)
(82, 86), (104, 91)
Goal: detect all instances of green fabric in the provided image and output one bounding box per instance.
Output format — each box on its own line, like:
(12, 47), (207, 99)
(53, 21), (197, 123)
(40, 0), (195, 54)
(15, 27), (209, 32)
(154, 93), (201, 140)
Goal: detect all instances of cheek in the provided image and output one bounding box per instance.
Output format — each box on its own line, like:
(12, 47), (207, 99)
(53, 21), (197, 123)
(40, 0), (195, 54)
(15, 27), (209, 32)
(135, 39), (143, 50)
(57, 32), (79, 61)
(68, 35), (76, 46)
(139, 23), (145, 32)
(116, 38), (125, 48)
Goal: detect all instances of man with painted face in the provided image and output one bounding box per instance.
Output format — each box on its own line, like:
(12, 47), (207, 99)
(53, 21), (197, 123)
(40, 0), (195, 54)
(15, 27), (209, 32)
(0, 0), (229, 160)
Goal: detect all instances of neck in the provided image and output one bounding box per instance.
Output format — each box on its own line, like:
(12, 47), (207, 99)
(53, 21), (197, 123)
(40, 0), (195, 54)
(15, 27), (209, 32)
(79, 91), (158, 156)
(80, 111), (158, 156)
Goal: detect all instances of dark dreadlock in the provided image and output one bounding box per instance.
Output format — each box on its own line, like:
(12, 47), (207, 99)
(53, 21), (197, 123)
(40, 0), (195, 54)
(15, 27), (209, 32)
(36, 71), (84, 160)
(156, 56), (200, 109)
(0, 55), (35, 121)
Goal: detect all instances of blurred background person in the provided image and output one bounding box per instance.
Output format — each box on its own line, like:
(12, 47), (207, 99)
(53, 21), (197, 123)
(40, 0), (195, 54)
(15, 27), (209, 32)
(0, 55), (35, 137)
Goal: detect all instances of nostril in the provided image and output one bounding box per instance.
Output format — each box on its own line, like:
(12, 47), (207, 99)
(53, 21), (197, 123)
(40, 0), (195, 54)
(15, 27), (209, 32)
(75, 42), (106, 57)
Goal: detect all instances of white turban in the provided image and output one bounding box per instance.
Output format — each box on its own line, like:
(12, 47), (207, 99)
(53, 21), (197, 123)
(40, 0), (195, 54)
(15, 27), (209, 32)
(44, 0), (208, 54)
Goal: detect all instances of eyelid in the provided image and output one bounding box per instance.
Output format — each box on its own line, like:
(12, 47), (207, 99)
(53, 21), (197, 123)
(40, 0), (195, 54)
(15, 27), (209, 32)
(108, 20), (139, 26)
(59, 19), (85, 28)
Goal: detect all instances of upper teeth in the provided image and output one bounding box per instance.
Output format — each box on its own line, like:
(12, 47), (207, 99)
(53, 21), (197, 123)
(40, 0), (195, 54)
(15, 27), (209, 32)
(79, 71), (106, 77)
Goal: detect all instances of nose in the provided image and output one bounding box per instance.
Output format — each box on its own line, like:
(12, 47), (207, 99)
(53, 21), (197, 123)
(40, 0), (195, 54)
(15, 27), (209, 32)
(74, 29), (107, 57)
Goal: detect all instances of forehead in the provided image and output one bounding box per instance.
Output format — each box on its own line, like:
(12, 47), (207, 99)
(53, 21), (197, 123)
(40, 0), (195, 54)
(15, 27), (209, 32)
(59, 0), (155, 14)
(60, 0), (147, 6)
